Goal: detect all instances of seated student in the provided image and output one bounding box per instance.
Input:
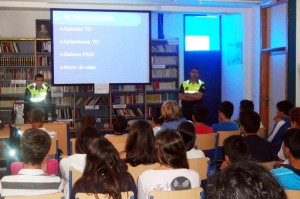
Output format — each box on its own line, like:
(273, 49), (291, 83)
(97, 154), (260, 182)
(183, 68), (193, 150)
(75, 115), (96, 138)
(192, 104), (214, 134)
(151, 106), (164, 136)
(124, 120), (156, 166)
(10, 107), (58, 176)
(59, 125), (99, 199)
(271, 128), (300, 190)
(207, 161), (287, 199)
(234, 99), (254, 127)
(278, 107), (300, 163)
(71, 137), (137, 199)
(267, 100), (294, 156)
(156, 100), (187, 136)
(138, 129), (200, 199)
(211, 101), (239, 132)
(220, 135), (250, 170)
(177, 121), (205, 159)
(240, 110), (274, 162)
(105, 115), (128, 136)
(1, 129), (62, 197)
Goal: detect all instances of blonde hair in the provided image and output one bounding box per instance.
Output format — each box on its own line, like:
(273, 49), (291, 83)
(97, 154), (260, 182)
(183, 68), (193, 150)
(161, 101), (182, 122)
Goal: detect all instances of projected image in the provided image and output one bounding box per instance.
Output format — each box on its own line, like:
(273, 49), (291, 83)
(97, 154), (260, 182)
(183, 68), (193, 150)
(185, 36), (210, 51)
(51, 9), (150, 84)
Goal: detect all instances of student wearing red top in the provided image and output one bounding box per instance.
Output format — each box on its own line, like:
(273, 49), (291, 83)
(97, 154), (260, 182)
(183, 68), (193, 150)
(192, 104), (213, 134)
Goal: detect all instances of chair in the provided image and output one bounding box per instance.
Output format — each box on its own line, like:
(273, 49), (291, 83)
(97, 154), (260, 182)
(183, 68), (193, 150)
(149, 187), (204, 199)
(105, 136), (127, 152)
(258, 161), (278, 170)
(285, 189), (300, 199)
(257, 127), (267, 139)
(127, 163), (160, 184)
(69, 167), (83, 193)
(5, 192), (65, 199)
(70, 138), (76, 154)
(75, 191), (134, 199)
(188, 157), (210, 181)
(195, 133), (216, 151)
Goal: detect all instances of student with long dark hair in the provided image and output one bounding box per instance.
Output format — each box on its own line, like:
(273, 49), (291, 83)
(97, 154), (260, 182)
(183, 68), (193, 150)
(138, 129), (200, 199)
(124, 120), (156, 166)
(71, 137), (137, 199)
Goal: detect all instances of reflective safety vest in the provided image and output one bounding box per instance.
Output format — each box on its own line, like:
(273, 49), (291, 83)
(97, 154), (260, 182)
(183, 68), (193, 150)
(27, 82), (49, 103)
(182, 79), (204, 94)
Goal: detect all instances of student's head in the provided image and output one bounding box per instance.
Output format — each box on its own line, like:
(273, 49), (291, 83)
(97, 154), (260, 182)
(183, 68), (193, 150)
(34, 74), (44, 87)
(80, 137), (132, 199)
(192, 104), (209, 123)
(30, 107), (45, 123)
(125, 120), (156, 166)
(223, 135), (250, 164)
(283, 128), (300, 159)
(161, 100), (182, 122)
(21, 128), (51, 165)
(152, 106), (164, 126)
(80, 115), (96, 127)
(75, 125), (99, 154)
(177, 121), (196, 151)
(277, 100), (294, 116)
(155, 129), (188, 169)
(112, 115), (128, 134)
(290, 107), (300, 128)
(239, 110), (260, 134)
(239, 99), (254, 112)
(189, 68), (199, 81)
(218, 101), (234, 119)
(206, 161), (287, 199)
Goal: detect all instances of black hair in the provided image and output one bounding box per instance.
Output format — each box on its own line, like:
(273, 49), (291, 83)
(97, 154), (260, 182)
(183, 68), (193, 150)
(206, 161), (287, 199)
(218, 101), (234, 119)
(21, 128), (51, 165)
(240, 99), (254, 112)
(30, 107), (45, 123)
(192, 104), (209, 123)
(152, 106), (164, 124)
(34, 73), (44, 80)
(75, 125), (99, 154)
(112, 115), (128, 133)
(223, 135), (250, 163)
(277, 100), (294, 116)
(283, 128), (300, 159)
(177, 121), (196, 151)
(239, 110), (260, 134)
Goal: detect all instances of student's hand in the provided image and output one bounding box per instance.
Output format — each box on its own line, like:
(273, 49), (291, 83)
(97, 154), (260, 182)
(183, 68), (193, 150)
(41, 157), (48, 175)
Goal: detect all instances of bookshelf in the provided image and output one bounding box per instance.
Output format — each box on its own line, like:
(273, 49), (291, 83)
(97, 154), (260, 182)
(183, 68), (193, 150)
(146, 38), (180, 118)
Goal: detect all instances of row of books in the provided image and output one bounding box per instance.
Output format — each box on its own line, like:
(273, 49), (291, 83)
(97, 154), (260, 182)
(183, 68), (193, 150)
(52, 96), (73, 106)
(113, 108), (144, 117)
(152, 56), (178, 65)
(55, 107), (81, 120)
(36, 41), (51, 53)
(146, 93), (177, 103)
(112, 93), (144, 104)
(151, 44), (178, 53)
(0, 41), (19, 53)
(0, 57), (35, 66)
(0, 85), (26, 94)
(51, 86), (75, 93)
(38, 69), (52, 80)
(111, 84), (143, 92)
(152, 68), (178, 78)
(37, 55), (51, 67)
(75, 95), (109, 106)
(145, 81), (177, 91)
(0, 68), (35, 80)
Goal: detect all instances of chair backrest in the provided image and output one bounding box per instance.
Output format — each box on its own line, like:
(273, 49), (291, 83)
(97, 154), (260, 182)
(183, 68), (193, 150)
(188, 157), (210, 180)
(216, 130), (241, 147)
(4, 192), (64, 199)
(105, 135), (127, 152)
(259, 161), (277, 170)
(69, 167), (83, 192)
(149, 187), (203, 199)
(75, 191), (134, 199)
(285, 189), (300, 199)
(195, 134), (216, 151)
(257, 127), (267, 139)
(49, 138), (58, 158)
(127, 163), (160, 184)
(70, 138), (76, 155)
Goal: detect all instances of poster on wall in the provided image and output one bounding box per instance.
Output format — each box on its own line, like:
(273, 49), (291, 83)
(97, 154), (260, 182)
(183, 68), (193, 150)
(36, 19), (50, 38)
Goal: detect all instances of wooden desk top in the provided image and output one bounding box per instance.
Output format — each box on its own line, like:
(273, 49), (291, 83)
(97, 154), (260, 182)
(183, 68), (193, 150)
(0, 125), (11, 139)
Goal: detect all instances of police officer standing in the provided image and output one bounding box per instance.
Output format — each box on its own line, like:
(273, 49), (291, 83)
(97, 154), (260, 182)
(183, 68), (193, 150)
(178, 68), (205, 121)
(24, 74), (52, 122)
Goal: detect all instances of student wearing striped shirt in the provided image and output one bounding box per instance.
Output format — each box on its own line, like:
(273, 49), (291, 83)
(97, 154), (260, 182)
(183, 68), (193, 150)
(0, 128), (63, 197)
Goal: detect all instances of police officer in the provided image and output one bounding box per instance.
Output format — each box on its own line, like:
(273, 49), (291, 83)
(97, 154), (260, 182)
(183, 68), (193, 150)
(24, 74), (52, 122)
(178, 68), (205, 121)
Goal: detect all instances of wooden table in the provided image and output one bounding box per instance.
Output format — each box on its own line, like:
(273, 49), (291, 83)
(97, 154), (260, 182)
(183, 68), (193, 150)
(0, 125), (12, 174)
